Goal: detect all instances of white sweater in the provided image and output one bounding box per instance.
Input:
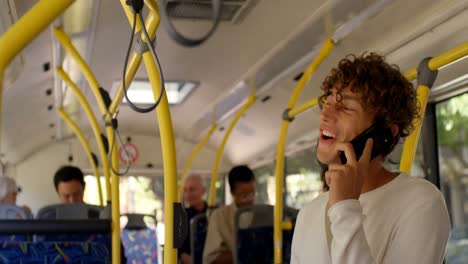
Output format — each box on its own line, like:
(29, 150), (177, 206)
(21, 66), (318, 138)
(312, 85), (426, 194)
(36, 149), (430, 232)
(291, 173), (451, 264)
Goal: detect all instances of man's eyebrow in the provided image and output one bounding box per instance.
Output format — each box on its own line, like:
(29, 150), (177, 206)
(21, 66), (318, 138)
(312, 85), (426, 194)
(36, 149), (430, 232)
(341, 94), (361, 102)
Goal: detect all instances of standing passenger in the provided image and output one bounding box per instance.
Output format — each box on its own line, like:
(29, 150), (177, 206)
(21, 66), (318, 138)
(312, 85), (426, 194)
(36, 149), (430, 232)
(203, 165), (256, 264)
(291, 53), (450, 263)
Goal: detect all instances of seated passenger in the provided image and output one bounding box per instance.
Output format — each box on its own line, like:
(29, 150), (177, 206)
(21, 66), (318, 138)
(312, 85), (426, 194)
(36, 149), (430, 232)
(291, 53), (450, 263)
(179, 174), (208, 264)
(53, 166), (127, 263)
(203, 165), (256, 264)
(53, 166), (86, 204)
(0, 176), (31, 216)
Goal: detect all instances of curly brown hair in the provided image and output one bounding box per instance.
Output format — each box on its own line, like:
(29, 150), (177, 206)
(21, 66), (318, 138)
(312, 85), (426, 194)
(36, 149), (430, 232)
(319, 52), (419, 142)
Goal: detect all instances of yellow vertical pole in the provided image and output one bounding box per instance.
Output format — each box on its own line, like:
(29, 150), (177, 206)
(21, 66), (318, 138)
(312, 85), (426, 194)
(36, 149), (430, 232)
(273, 39), (334, 264)
(141, 47), (178, 264)
(115, 2), (161, 263)
(399, 85), (430, 173)
(110, 132), (121, 263)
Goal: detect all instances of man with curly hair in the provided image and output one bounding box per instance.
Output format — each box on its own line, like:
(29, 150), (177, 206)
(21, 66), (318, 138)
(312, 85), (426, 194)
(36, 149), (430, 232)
(291, 53), (450, 263)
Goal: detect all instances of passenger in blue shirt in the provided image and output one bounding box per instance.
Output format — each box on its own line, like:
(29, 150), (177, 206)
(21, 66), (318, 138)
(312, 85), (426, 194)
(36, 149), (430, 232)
(0, 176), (31, 217)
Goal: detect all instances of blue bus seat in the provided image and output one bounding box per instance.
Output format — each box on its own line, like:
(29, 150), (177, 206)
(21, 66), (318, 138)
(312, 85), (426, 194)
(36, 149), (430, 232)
(0, 220), (111, 263)
(0, 241), (109, 263)
(36, 203), (106, 242)
(0, 204), (33, 243)
(190, 213), (208, 264)
(234, 205), (298, 264)
(37, 203), (104, 220)
(35, 204), (112, 260)
(121, 213), (158, 264)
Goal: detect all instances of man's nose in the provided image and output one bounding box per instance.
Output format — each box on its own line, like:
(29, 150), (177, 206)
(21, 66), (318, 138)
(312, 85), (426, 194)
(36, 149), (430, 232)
(320, 104), (337, 123)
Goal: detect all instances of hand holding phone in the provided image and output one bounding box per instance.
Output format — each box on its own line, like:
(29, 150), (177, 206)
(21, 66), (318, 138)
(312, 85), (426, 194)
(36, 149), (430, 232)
(339, 121), (394, 164)
(327, 139), (373, 206)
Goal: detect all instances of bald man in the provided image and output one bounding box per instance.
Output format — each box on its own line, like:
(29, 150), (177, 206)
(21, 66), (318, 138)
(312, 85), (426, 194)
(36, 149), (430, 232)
(180, 174), (208, 264)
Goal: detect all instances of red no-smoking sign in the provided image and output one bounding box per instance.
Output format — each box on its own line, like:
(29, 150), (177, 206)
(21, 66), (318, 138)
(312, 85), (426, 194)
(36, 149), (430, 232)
(119, 143), (139, 164)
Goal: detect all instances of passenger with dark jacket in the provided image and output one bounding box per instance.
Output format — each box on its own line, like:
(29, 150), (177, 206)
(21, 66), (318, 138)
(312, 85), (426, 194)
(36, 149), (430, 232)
(179, 174), (208, 264)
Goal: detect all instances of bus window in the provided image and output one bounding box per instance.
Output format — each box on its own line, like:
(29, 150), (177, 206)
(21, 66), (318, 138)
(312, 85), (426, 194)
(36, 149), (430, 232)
(385, 141), (426, 177)
(252, 164), (275, 204)
(202, 176), (225, 207)
(411, 143), (426, 178)
(83, 175), (161, 220)
(435, 92), (468, 263)
(83, 175), (107, 206)
(285, 148), (323, 209)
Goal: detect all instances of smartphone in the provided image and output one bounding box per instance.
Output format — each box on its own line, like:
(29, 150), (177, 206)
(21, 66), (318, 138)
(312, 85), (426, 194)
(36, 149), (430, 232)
(339, 121), (395, 164)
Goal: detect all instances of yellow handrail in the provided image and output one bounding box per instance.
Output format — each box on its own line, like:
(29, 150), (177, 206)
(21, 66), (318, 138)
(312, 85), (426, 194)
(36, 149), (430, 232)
(404, 42), (468, 81)
(58, 108), (103, 206)
(274, 38), (334, 264)
(144, 0), (159, 14)
(142, 38), (179, 264)
(54, 28), (108, 113)
(208, 96), (256, 206)
(288, 97), (319, 118)
(178, 123), (217, 202)
(0, 0), (74, 152)
(0, 0), (73, 72)
(54, 26), (124, 264)
(110, 1), (160, 116)
(400, 41), (468, 172)
(56, 67), (110, 203)
(119, 1), (180, 263)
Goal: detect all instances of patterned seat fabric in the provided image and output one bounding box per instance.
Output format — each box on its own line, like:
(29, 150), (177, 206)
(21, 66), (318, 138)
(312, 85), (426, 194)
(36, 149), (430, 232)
(0, 234), (29, 244)
(0, 241), (110, 263)
(36, 233), (109, 244)
(236, 226), (294, 264)
(121, 228), (158, 263)
(36, 233), (113, 262)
